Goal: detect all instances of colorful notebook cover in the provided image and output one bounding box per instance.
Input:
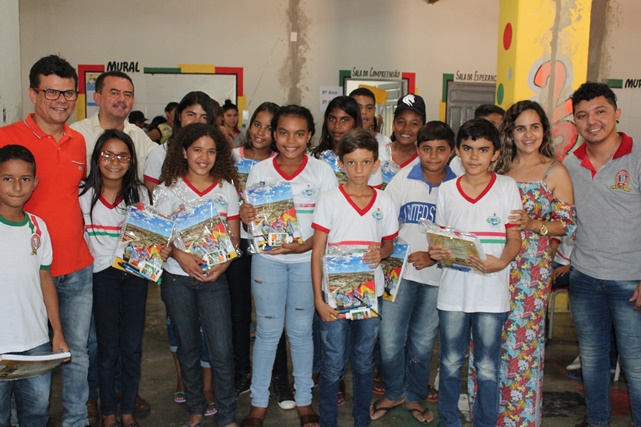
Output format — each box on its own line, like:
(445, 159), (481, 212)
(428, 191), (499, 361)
(423, 223), (487, 274)
(382, 242), (409, 302)
(319, 150), (348, 184)
(112, 203), (173, 282)
(245, 181), (303, 253)
(172, 199), (238, 269)
(323, 254), (378, 320)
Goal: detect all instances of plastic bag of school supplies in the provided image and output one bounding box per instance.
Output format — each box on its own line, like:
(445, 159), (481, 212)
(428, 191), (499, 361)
(172, 199), (241, 269)
(244, 181), (303, 254)
(112, 202), (173, 282)
(382, 239), (410, 302)
(322, 253), (379, 320)
(419, 220), (488, 274)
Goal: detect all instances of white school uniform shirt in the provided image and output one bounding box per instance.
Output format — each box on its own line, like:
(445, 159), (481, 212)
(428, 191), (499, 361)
(317, 149), (383, 188)
(435, 173), (522, 313)
(153, 177), (240, 276)
(385, 163), (458, 286)
(0, 212), (53, 353)
(80, 186), (151, 273)
(143, 143), (169, 185)
(378, 141), (420, 187)
(246, 154), (338, 264)
(312, 185), (399, 296)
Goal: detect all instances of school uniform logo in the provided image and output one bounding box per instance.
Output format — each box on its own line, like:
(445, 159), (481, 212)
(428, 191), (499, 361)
(214, 196), (228, 207)
(611, 170), (631, 192)
(300, 185), (315, 198)
(486, 213), (502, 228)
(28, 214), (43, 256)
(371, 208), (383, 222)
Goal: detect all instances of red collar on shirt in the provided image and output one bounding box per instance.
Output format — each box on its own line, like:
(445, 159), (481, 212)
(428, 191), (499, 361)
(572, 132), (632, 176)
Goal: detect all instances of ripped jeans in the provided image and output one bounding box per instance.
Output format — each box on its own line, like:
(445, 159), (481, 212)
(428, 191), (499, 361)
(249, 255), (314, 408)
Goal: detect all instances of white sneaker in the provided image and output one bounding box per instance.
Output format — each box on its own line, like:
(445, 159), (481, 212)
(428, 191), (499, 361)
(566, 355), (581, 371)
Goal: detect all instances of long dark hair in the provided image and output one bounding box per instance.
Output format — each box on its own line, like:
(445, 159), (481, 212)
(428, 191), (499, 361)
(80, 129), (148, 221)
(310, 96), (361, 158)
(243, 101), (280, 150)
(494, 100), (554, 174)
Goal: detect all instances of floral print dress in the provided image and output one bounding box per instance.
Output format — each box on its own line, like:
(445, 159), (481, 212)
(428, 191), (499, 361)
(468, 163), (576, 427)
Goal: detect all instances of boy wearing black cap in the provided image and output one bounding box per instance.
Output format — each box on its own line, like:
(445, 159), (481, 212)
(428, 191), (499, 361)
(379, 94), (426, 188)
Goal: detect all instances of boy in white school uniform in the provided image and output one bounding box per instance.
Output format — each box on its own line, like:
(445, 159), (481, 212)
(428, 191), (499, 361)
(429, 119), (522, 427)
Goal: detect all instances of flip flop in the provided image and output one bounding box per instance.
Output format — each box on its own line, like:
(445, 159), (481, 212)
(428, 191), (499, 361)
(174, 391), (186, 404)
(205, 401), (218, 416)
(406, 407), (434, 424)
(369, 398), (403, 420)
(180, 420), (205, 427)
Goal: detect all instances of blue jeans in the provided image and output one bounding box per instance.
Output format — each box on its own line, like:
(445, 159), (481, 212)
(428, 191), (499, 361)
(319, 316), (379, 427)
(54, 264), (93, 427)
(380, 280), (439, 402)
(161, 271), (236, 426)
(93, 267), (148, 415)
(569, 268), (641, 427)
(0, 342), (52, 427)
(250, 256), (314, 407)
(437, 310), (507, 427)
(88, 315), (99, 400)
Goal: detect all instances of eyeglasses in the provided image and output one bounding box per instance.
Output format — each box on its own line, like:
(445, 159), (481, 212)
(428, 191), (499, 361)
(100, 151), (131, 163)
(32, 88), (79, 101)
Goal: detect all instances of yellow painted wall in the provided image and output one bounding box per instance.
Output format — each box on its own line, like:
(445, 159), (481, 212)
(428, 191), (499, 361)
(496, 0), (591, 158)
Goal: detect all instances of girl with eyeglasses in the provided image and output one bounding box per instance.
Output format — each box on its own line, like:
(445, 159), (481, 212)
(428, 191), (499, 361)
(79, 129), (159, 427)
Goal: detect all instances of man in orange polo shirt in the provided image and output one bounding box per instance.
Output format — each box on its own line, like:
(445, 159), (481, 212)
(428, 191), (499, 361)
(0, 54), (93, 427)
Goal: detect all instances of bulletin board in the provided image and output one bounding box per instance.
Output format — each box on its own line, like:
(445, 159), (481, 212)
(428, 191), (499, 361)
(76, 64), (245, 124)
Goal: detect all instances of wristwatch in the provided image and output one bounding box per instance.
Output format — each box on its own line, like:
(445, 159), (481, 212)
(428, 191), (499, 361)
(539, 222), (549, 236)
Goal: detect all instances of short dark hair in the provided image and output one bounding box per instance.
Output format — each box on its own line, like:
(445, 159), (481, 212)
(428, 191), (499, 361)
(417, 121), (455, 149)
(474, 104), (506, 120)
(571, 81), (618, 111)
(29, 54), (78, 89)
(272, 105), (316, 138)
(164, 102), (179, 113)
(0, 145), (36, 175)
(456, 119), (501, 150)
(95, 71), (133, 94)
(349, 87), (376, 104)
(337, 129), (379, 161)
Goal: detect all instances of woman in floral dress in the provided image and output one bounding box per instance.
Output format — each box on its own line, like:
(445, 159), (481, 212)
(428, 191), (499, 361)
(488, 100), (576, 426)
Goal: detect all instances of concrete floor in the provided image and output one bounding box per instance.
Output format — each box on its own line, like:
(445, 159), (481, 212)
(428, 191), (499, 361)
(46, 283), (634, 426)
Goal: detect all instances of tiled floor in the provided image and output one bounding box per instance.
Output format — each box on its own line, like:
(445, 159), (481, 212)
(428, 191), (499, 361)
(46, 284), (634, 426)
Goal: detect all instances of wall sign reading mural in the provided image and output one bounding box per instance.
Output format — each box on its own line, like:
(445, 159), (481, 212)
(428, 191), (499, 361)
(351, 67), (401, 78)
(624, 79), (641, 88)
(106, 61), (141, 73)
(454, 70), (496, 83)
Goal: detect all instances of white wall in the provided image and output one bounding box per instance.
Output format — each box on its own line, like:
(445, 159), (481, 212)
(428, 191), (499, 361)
(0, 0), (22, 125)
(18, 0), (500, 137)
(17, 0), (641, 140)
(601, 0), (641, 138)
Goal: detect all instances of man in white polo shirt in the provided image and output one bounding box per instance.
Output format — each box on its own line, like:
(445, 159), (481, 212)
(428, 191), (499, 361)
(71, 71), (156, 178)
(564, 82), (641, 427)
